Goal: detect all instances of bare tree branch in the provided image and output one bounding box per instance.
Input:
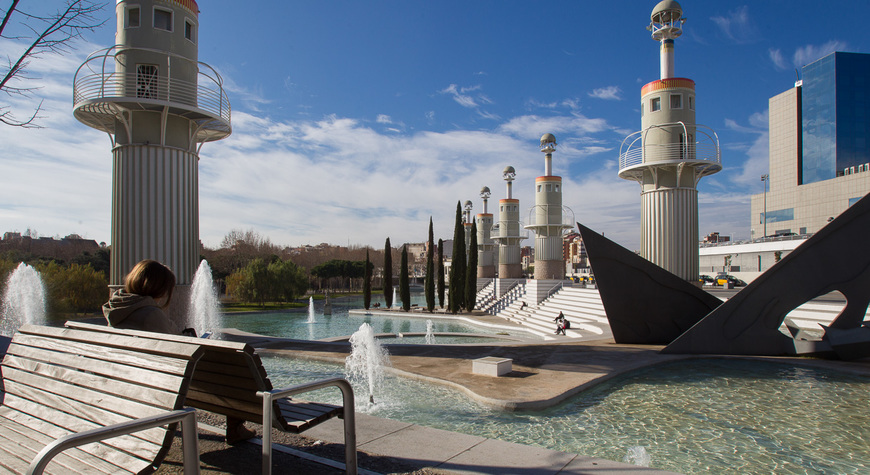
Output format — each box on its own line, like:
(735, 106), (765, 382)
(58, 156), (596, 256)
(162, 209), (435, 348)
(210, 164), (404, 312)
(0, 0), (106, 127)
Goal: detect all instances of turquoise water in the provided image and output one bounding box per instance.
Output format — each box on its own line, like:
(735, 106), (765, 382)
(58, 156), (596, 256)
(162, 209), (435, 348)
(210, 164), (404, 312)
(221, 294), (522, 341)
(262, 356), (870, 474)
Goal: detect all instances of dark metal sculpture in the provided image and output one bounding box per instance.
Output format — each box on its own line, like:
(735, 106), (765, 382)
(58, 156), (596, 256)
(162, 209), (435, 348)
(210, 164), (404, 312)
(577, 222), (722, 344)
(664, 193), (870, 359)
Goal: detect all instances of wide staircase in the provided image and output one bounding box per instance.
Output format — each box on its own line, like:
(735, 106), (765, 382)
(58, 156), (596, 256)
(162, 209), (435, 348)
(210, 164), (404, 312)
(495, 286), (611, 340)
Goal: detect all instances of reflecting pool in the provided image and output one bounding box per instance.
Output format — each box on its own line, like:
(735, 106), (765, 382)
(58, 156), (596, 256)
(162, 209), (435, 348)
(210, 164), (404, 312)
(261, 356), (870, 474)
(222, 293), (525, 341)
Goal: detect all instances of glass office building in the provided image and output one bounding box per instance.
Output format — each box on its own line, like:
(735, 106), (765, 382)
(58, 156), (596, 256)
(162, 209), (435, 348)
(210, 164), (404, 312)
(802, 52), (870, 184)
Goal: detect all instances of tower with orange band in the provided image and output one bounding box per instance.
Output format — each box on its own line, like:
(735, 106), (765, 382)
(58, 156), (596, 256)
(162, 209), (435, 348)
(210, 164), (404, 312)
(491, 166), (526, 278)
(73, 0), (231, 310)
(476, 186), (495, 278)
(525, 134), (572, 280)
(618, 0), (721, 282)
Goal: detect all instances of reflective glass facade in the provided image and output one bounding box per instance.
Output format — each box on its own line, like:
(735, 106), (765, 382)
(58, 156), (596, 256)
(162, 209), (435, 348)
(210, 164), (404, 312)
(802, 52), (870, 184)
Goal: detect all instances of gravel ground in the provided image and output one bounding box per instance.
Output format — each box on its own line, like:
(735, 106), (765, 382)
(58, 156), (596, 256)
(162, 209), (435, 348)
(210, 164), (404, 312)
(156, 411), (452, 475)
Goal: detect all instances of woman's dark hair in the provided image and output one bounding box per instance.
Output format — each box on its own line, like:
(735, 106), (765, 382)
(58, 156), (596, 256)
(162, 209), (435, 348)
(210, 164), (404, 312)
(124, 260), (176, 308)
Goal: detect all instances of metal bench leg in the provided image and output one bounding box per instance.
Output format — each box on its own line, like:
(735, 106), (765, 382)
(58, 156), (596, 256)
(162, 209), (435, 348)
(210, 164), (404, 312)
(259, 378), (357, 475)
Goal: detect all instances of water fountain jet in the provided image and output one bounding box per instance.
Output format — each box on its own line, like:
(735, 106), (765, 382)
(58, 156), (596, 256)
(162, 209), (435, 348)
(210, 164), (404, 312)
(1, 263), (47, 336)
(425, 319), (435, 344)
(345, 322), (391, 406)
(188, 260), (222, 338)
(307, 296), (316, 323)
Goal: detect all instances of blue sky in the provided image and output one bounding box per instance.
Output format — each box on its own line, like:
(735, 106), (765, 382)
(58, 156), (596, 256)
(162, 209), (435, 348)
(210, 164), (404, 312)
(1, 1), (868, 251)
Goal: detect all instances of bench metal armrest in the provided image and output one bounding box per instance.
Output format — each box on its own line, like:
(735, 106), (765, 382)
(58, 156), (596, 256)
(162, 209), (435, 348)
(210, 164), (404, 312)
(258, 377), (356, 475)
(28, 407), (200, 475)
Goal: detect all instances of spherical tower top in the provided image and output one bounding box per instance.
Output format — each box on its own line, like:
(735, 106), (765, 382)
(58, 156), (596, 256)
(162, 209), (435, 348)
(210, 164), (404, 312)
(649, 0), (684, 41)
(464, 200), (473, 210)
(480, 186), (491, 199)
(540, 133), (557, 153)
(503, 166), (516, 182)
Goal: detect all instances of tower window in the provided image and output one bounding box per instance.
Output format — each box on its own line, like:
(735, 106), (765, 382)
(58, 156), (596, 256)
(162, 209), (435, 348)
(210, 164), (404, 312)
(154, 8), (173, 31)
(688, 95), (694, 110)
(670, 94), (682, 109)
(555, 184), (560, 192)
(136, 64), (159, 99)
(651, 97), (661, 112)
(185, 19), (195, 42)
(126, 6), (140, 28)
(537, 185), (541, 192)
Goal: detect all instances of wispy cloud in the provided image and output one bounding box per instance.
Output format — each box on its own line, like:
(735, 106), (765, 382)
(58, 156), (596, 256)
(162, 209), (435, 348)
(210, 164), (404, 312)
(711, 6), (757, 43)
(588, 86), (622, 101)
(793, 41), (848, 68)
(768, 48), (788, 71)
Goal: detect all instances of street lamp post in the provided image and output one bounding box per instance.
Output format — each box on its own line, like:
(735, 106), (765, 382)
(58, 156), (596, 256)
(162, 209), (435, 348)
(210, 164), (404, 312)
(761, 174), (769, 238)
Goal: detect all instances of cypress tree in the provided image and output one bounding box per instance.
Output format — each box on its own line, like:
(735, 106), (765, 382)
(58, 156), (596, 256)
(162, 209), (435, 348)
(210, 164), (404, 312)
(465, 220), (478, 311)
(449, 201), (466, 313)
(384, 237), (393, 308)
(363, 249), (372, 310)
(425, 217), (435, 312)
(400, 245), (411, 311)
(437, 238), (445, 308)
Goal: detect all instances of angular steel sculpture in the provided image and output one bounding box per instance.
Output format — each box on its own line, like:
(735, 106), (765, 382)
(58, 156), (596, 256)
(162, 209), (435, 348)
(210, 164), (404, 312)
(577, 222), (722, 344)
(664, 193), (870, 358)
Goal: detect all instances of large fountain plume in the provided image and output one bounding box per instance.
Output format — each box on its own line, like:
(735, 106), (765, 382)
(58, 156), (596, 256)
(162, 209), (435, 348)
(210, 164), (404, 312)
(188, 260), (222, 338)
(345, 322), (391, 405)
(1, 263), (47, 336)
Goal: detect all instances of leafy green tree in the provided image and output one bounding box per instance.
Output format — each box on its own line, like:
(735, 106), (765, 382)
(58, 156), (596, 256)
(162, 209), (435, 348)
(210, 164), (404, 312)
(363, 249), (372, 310)
(437, 238), (445, 308)
(448, 201), (466, 313)
(424, 217), (435, 312)
(465, 220), (478, 311)
(384, 238), (393, 308)
(267, 259), (307, 302)
(63, 263), (108, 313)
(400, 245), (410, 311)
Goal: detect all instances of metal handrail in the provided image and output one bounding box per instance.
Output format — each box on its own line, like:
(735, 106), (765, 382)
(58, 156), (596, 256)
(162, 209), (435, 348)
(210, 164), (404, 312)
(258, 378), (356, 475)
(29, 408), (200, 475)
(73, 45), (231, 125)
(618, 123), (721, 171)
(545, 280), (564, 298)
(525, 204), (575, 230)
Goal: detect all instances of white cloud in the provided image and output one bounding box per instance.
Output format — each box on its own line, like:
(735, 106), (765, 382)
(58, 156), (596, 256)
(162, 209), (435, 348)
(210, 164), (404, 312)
(711, 6), (756, 43)
(793, 41), (848, 68)
(769, 48), (788, 71)
(588, 86), (622, 101)
(376, 114), (392, 124)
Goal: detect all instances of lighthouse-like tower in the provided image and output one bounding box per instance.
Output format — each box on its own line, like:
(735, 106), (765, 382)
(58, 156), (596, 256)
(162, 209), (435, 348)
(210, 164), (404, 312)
(476, 186), (495, 278)
(463, 200), (474, 250)
(618, 0), (721, 281)
(491, 166), (526, 278)
(73, 1), (231, 312)
(525, 134), (573, 280)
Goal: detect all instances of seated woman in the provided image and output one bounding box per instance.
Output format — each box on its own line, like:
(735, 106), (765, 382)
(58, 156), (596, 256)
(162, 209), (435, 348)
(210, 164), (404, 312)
(103, 260), (255, 444)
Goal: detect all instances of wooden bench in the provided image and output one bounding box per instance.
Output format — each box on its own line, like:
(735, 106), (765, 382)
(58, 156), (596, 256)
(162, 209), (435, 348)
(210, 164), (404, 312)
(0, 324), (204, 475)
(65, 322), (357, 475)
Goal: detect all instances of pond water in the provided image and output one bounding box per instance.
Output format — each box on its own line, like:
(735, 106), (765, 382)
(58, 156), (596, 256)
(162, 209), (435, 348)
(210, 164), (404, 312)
(261, 356), (870, 474)
(221, 293), (526, 341)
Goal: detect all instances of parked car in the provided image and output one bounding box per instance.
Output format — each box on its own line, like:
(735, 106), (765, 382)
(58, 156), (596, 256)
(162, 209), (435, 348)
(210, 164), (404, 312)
(699, 275), (714, 285)
(714, 274), (746, 287)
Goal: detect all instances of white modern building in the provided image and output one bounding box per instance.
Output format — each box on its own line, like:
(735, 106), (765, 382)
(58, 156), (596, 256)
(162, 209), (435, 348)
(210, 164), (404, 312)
(476, 186), (496, 278)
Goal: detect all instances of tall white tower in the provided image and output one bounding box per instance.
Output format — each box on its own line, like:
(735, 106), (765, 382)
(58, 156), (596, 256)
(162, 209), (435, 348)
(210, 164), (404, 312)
(463, 200), (473, 250)
(73, 1), (231, 307)
(476, 186), (496, 278)
(525, 134), (573, 280)
(618, 0), (721, 281)
(491, 166), (526, 278)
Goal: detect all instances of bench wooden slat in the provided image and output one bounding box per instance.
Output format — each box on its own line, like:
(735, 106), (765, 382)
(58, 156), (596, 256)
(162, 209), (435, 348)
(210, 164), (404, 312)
(3, 353), (184, 408)
(8, 334), (193, 377)
(2, 393), (169, 464)
(17, 325), (202, 361)
(276, 399), (342, 433)
(3, 367), (181, 424)
(0, 414), (137, 475)
(6, 343), (187, 392)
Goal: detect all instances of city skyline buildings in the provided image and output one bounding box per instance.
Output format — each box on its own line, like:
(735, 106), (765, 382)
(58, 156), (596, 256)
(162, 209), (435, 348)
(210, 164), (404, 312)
(1, 1), (868, 252)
